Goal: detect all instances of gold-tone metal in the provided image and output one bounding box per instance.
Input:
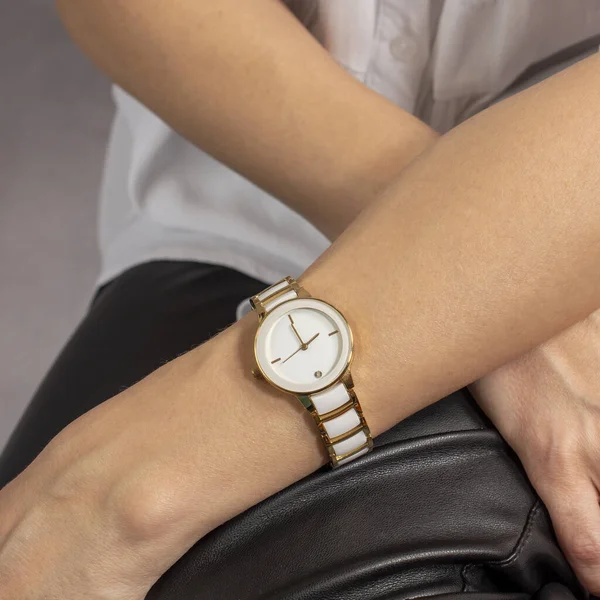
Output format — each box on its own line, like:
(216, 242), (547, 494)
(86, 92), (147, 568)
(335, 441), (371, 463)
(297, 395), (316, 412)
(289, 314), (307, 348)
(271, 357), (281, 364)
(249, 276), (373, 468)
(251, 295), (354, 397)
(250, 277), (301, 320)
(341, 370), (354, 389)
(289, 278), (311, 299)
(367, 432), (375, 451)
(314, 419), (331, 442)
(328, 423), (365, 445)
(319, 398), (355, 421)
(261, 283), (295, 306)
(249, 296), (266, 319)
(350, 393), (374, 451)
(326, 444), (339, 466)
(304, 332), (319, 347)
(251, 368), (265, 380)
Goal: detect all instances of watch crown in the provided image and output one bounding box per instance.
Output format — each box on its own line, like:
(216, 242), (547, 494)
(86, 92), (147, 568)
(251, 368), (265, 380)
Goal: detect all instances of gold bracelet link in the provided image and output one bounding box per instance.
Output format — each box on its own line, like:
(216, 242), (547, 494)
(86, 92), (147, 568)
(250, 276), (373, 468)
(250, 276), (306, 319)
(311, 385), (374, 469)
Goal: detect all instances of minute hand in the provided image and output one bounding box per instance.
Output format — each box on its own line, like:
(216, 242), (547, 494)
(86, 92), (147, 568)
(282, 345), (303, 364)
(288, 315), (305, 346)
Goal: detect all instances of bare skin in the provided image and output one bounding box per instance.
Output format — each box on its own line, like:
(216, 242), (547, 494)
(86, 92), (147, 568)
(1, 1), (600, 597)
(470, 311), (600, 591)
(54, 0), (437, 240)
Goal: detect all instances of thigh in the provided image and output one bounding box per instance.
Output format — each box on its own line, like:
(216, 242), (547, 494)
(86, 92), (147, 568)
(0, 261), (266, 488)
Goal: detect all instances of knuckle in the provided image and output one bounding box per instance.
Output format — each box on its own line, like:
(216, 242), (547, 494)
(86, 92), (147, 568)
(537, 438), (583, 478)
(528, 452), (582, 497)
(44, 467), (95, 516)
(567, 534), (600, 567)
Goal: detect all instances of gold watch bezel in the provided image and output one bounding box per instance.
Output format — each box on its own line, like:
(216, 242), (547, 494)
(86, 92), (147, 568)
(252, 297), (354, 397)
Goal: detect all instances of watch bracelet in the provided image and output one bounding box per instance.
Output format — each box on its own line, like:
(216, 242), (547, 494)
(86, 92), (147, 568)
(250, 277), (374, 468)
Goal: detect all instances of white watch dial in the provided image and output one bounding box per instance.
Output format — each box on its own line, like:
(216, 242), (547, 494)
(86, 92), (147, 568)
(255, 298), (353, 394)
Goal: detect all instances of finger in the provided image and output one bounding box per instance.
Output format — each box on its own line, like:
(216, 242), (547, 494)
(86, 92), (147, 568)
(538, 476), (600, 595)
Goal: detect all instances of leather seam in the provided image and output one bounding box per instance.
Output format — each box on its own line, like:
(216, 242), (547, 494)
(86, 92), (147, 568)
(460, 499), (542, 592)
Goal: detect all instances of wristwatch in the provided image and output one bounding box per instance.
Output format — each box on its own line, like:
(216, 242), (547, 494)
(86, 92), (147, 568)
(250, 276), (373, 468)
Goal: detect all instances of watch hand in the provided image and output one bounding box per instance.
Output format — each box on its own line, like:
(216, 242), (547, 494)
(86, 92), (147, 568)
(282, 345), (304, 364)
(304, 332), (320, 347)
(288, 314), (305, 346)
(281, 333), (320, 364)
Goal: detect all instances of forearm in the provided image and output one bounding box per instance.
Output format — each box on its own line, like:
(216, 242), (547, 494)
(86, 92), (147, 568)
(55, 0), (436, 239)
(162, 54), (600, 543)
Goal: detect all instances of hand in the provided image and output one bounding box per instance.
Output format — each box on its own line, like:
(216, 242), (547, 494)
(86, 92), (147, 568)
(0, 317), (325, 599)
(0, 356), (209, 598)
(469, 310), (600, 595)
(0, 337), (261, 600)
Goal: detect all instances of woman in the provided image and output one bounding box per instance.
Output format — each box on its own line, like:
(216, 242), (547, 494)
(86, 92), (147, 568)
(2, 1), (600, 597)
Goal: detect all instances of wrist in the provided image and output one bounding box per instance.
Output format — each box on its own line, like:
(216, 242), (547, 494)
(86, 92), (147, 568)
(179, 266), (421, 538)
(182, 316), (327, 537)
(297, 266), (415, 436)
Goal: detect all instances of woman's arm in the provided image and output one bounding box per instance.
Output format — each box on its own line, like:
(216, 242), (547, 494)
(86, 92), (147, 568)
(196, 53), (600, 509)
(4, 54), (600, 598)
(54, 0), (436, 239)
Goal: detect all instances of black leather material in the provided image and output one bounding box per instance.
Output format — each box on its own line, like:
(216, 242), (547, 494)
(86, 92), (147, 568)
(148, 389), (583, 600)
(0, 261), (585, 600)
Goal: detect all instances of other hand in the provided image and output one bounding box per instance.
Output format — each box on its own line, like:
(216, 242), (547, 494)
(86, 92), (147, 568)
(470, 310), (600, 595)
(0, 347), (220, 599)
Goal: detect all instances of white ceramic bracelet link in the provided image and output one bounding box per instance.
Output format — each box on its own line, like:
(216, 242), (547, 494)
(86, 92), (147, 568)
(250, 277), (373, 468)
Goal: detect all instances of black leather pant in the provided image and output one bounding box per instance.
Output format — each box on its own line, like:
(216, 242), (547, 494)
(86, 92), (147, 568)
(0, 262), (585, 600)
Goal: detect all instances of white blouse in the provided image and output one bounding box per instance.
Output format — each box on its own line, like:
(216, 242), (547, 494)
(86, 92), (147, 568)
(96, 0), (600, 287)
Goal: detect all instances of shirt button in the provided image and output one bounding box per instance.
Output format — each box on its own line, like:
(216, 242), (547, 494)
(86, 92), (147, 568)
(389, 36), (417, 61)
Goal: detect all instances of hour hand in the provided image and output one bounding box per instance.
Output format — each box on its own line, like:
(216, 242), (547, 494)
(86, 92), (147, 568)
(304, 333), (319, 347)
(288, 314), (305, 346)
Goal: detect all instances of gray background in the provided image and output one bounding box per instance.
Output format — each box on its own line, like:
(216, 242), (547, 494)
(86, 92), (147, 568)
(0, 0), (114, 449)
